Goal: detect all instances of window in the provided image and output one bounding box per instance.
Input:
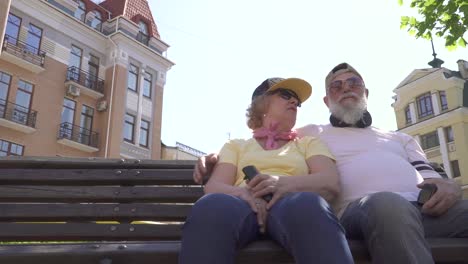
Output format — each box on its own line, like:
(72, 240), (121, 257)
(88, 55), (100, 89)
(5, 13), (21, 44)
(25, 24), (43, 55)
(405, 106), (412, 124)
(60, 98), (76, 139)
(451, 160), (460, 178)
(123, 113), (135, 143)
(87, 11), (102, 31)
(14, 80), (34, 125)
(61, 98), (76, 125)
(0, 71), (11, 102)
(79, 105), (94, 145)
(142, 72), (152, 98)
(68, 45), (83, 81)
(420, 131), (439, 150)
(416, 92), (433, 119)
(444, 126), (454, 143)
(439, 91), (448, 111)
(74, 0), (86, 21)
(139, 119), (150, 147)
(137, 21), (149, 45)
(127, 64), (139, 92)
(69, 45), (82, 70)
(0, 139), (24, 156)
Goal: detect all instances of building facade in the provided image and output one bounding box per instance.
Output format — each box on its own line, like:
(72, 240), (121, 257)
(0, 0), (174, 159)
(393, 60), (468, 197)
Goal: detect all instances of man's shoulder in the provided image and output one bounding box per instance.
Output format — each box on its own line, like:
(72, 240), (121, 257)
(296, 124), (329, 137)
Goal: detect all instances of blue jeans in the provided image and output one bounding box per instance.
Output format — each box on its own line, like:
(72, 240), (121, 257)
(340, 191), (468, 264)
(179, 192), (354, 264)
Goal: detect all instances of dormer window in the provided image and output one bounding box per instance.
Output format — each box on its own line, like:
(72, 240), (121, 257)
(74, 1), (86, 22)
(137, 21), (149, 45)
(87, 11), (102, 31)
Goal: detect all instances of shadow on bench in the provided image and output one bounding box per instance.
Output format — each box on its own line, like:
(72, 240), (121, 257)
(0, 156), (466, 264)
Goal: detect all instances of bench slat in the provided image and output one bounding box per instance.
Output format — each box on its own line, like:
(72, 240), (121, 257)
(0, 157), (196, 169)
(0, 223), (182, 241)
(0, 186), (204, 203)
(0, 203), (191, 221)
(0, 169), (195, 185)
(0, 239), (466, 264)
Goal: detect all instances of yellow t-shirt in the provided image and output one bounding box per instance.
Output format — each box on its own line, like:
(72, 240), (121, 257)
(218, 136), (335, 186)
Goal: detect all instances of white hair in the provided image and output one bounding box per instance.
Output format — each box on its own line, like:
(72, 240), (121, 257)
(328, 92), (368, 124)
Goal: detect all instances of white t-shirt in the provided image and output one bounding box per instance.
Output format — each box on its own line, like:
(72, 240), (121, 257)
(296, 124), (441, 216)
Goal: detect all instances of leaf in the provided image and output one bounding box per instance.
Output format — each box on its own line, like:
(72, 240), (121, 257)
(398, 0), (403, 6)
(458, 37), (467, 48)
(409, 29), (417, 36)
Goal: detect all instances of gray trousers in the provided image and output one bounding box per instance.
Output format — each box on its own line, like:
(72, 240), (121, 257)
(340, 192), (468, 264)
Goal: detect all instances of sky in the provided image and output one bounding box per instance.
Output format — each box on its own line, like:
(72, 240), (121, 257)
(149, 0), (467, 154)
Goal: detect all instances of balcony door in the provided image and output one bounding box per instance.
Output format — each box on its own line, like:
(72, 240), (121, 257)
(60, 98), (76, 139)
(14, 80), (33, 125)
(87, 55), (99, 90)
(0, 72), (11, 118)
(67, 45), (82, 82)
(25, 24), (42, 55)
(5, 13), (21, 45)
(79, 105), (94, 145)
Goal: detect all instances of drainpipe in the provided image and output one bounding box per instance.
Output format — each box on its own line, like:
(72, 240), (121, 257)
(104, 20), (119, 158)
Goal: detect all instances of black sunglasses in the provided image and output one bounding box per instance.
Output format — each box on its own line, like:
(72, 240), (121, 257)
(270, 88), (301, 107)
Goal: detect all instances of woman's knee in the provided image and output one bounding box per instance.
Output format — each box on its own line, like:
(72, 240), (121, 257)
(185, 193), (250, 229)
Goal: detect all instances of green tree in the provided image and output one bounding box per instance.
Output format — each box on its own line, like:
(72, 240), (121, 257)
(399, 0), (467, 50)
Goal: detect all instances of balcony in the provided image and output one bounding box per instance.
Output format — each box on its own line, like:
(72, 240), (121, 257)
(1, 35), (46, 73)
(0, 99), (37, 134)
(136, 32), (149, 46)
(57, 122), (99, 152)
(65, 66), (104, 99)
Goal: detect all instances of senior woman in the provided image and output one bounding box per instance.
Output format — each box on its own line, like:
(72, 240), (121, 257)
(179, 78), (353, 264)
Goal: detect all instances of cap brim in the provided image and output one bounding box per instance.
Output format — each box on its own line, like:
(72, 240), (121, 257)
(268, 78), (312, 103)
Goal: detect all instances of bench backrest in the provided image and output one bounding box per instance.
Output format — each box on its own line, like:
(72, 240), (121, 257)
(0, 157), (201, 242)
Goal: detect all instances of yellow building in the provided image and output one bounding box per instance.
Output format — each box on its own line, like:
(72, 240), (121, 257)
(0, 0), (175, 159)
(393, 58), (468, 197)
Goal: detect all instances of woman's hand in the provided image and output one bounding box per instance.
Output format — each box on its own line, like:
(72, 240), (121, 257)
(247, 174), (294, 210)
(236, 187), (268, 233)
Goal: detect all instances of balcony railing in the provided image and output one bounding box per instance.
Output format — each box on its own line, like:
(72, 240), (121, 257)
(66, 66), (104, 94)
(136, 32), (149, 45)
(2, 35), (46, 67)
(58, 122), (99, 148)
(0, 99), (37, 128)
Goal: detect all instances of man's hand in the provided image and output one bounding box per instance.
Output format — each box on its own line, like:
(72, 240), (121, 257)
(248, 174), (294, 210)
(193, 153), (218, 184)
(418, 178), (462, 216)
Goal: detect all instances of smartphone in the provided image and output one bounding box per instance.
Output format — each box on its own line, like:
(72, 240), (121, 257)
(417, 183), (438, 205)
(242, 165), (272, 202)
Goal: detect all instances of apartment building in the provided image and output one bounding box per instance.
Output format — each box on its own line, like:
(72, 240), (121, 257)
(392, 59), (468, 197)
(0, 0), (174, 159)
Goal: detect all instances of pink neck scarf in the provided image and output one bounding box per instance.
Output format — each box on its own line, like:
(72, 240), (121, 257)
(253, 122), (297, 150)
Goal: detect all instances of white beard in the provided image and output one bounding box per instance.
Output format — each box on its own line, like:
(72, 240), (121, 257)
(328, 92), (368, 125)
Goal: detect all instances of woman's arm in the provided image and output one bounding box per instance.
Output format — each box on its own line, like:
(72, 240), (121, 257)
(204, 162), (241, 195)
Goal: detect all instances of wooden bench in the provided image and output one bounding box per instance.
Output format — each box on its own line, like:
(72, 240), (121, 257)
(0, 157), (466, 264)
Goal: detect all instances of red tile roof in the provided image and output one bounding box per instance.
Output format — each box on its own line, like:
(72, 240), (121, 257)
(100, 0), (160, 39)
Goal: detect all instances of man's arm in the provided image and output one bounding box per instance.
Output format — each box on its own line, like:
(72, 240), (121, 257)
(403, 134), (462, 216)
(193, 153), (219, 184)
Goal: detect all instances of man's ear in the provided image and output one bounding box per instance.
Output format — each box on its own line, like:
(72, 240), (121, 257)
(365, 89), (369, 98)
(323, 96), (329, 108)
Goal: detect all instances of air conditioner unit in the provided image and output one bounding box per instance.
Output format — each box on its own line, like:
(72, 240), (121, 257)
(66, 84), (80, 97)
(97, 100), (107, 112)
(448, 144), (456, 152)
